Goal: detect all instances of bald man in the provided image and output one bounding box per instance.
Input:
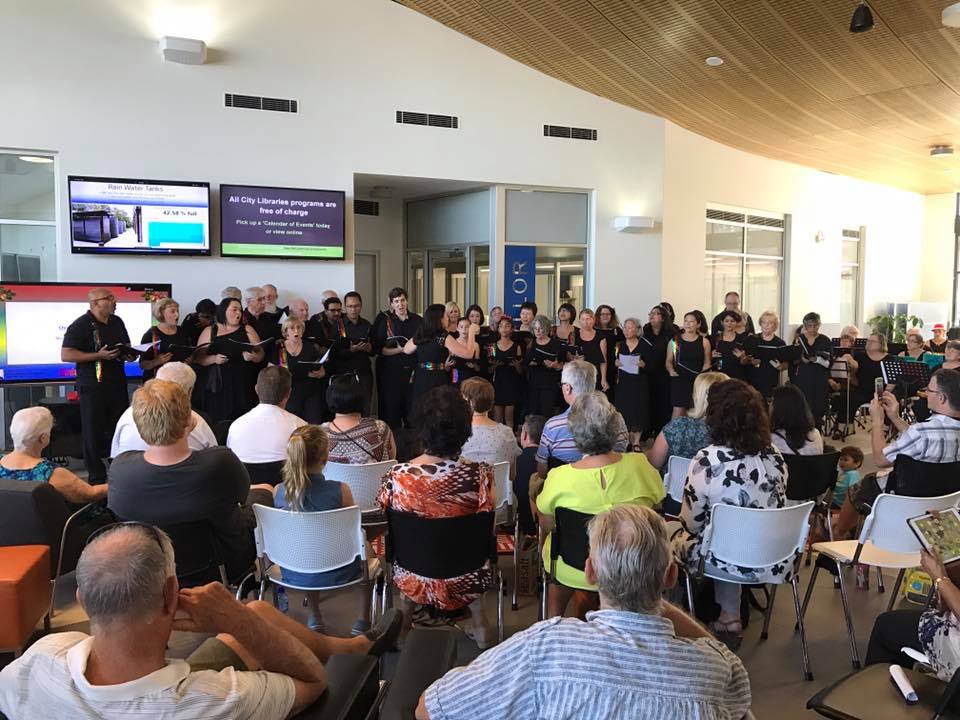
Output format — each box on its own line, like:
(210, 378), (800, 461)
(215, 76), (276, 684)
(61, 287), (133, 484)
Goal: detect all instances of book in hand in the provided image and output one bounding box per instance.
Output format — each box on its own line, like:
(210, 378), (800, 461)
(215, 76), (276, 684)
(106, 342), (152, 358)
(225, 337), (274, 352)
(752, 344), (802, 363)
(294, 346), (333, 366)
(385, 335), (409, 348)
(167, 343), (210, 361)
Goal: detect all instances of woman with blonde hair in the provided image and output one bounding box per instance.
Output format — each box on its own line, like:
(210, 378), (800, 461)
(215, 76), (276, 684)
(747, 310), (786, 399)
(271, 316), (326, 422)
(646, 371), (729, 472)
(139, 297), (189, 379)
(444, 301), (461, 333)
(274, 424), (370, 634)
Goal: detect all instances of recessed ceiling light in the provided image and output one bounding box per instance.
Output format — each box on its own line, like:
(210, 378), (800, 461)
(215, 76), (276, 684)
(931, 145), (955, 157)
(18, 156), (53, 164)
(705, 56), (724, 67)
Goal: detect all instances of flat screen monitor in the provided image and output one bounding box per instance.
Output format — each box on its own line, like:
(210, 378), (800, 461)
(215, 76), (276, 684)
(68, 176), (211, 256)
(220, 184), (345, 260)
(0, 282), (172, 384)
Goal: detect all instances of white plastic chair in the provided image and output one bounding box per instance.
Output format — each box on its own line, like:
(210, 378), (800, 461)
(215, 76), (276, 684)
(801, 490), (960, 669)
(685, 501), (816, 681)
(323, 460), (394, 513)
(664, 455), (693, 503)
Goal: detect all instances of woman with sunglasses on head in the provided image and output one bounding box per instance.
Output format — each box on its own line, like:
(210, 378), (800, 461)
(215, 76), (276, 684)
(790, 312), (833, 428)
(596, 304), (623, 402)
(665, 311), (712, 418)
(568, 309), (609, 394)
(642, 305), (673, 436)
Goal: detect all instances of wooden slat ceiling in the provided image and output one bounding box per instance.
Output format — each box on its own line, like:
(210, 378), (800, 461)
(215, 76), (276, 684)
(397, 0), (960, 194)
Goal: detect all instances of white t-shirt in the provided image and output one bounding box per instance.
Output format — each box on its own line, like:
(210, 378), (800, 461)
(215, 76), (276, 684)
(111, 407), (217, 457)
(461, 423), (522, 470)
(227, 404), (307, 463)
(0, 632), (295, 720)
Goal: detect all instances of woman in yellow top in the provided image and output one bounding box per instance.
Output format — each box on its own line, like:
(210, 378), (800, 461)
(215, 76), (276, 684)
(537, 390), (665, 619)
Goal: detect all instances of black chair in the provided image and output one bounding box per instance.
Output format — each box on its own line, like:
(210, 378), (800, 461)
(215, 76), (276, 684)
(380, 629), (458, 720)
(299, 654), (386, 720)
(539, 506), (594, 620)
(893, 456), (960, 498)
(212, 420), (232, 446)
(381, 509), (504, 643)
(808, 663), (960, 720)
(154, 519), (229, 588)
(243, 460), (284, 487)
(783, 451), (841, 565)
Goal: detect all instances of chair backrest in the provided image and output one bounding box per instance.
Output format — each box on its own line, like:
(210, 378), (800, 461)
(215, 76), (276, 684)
(665, 455), (693, 502)
(385, 509), (495, 579)
(492, 461), (511, 510)
(324, 460), (394, 512)
(860, 491), (960, 554)
(212, 420), (231, 446)
(0, 480), (70, 578)
(784, 451), (841, 501)
(253, 503), (366, 574)
(152, 519), (225, 587)
(243, 461), (285, 487)
(893, 455), (960, 498)
(701, 501), (814, 572)
(552, 506), (594, 571)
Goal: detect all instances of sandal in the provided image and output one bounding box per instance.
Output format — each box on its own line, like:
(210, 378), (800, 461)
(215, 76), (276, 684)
(708, 619), (744, 651)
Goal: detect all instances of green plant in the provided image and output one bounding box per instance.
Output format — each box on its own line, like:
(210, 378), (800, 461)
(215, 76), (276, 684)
(867, 313), (923, 343)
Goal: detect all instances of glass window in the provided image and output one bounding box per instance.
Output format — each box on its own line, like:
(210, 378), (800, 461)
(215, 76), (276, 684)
(840, 234), (861, 326)
(745, 227), (783, 256)
(842, 238), (859, 264)
(705, 222), (743, 253)
(406, 251), (424, 312)
(533, 246), (585, 320)
(745, 259), (781, 316)
(704, 255), (743, 319)
(0, 153), (57, 281)
(0, 225), (56, 281)
(471, 246), (489, 312)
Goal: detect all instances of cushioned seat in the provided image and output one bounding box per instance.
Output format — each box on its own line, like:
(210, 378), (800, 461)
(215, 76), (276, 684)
(0, 545), (51, 653)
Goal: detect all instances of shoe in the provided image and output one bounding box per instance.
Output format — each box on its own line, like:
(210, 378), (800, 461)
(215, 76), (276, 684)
(462, 624), (496, 650)
(707, 619), (743, 652)
(365, 608), (402, 657)
(351, 619), (371, 637)
(306, 614), (327, 633)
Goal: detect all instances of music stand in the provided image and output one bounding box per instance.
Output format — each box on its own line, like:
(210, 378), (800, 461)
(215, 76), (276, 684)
(881, 357), (931, 388)
(831, 337), (866, 349)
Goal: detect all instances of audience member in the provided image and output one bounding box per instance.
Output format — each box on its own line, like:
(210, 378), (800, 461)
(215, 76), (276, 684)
(537, 392), (665, 619)
(515, 415), (544, 536)
(111, 362), (215, 457)
(108, 379), (272, 581)
(930, 323), (948, 354)
(535, 359), (627, 477)
(0, 524), (401, 719)
(227, 366), (306, 463)
(769, 383), (824, 455)
(274, 425), (372, 635)
(321, 374), (396, 463)
(944, 340), (960, 370)
(459, 377), (521, 470)
(673, 379), (788, 646)
(646, 371), (727, 470)
(377, 386), (496, 648)
(415, 505), (751, 720)
(833, 446), (863, 508)
(0, 407), (107, 503)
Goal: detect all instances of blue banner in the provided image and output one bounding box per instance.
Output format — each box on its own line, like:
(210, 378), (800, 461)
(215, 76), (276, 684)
(504, 245), (536, 319)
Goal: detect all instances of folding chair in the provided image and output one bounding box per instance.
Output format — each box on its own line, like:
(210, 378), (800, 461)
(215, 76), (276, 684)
(486, 461), (520, 610)
(801, 491), (960, 669)
(325, 460), (395, 529)
(540, 506), (593, 621)
(682, 501), (816, 681)
(782, 451), (841, 564)
(664, 455), (694, 504)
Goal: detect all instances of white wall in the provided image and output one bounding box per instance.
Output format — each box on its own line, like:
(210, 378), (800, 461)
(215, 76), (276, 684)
(354, 196), (403, 315)
(921, 193), (955, 314)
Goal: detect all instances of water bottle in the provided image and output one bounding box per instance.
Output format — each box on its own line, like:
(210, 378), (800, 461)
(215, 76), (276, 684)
(855, 564), (869, 590)
(276, 586), (289, 613)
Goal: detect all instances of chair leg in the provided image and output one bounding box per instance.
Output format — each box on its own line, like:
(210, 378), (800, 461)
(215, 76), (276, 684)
(761, 585), (777, 640)
(877, 566), (885, 593)
(835, 564), (862, 668)
(512, 520), (520, 611)
(791, 576), (814, 681)
(684, 570), (696, 616)
(370, 576), (380, 625)
(497, 572), (504, 645)
(887, 568), (905, 612)
(799, 564), (820, 623)
(540, 577), (548, 621)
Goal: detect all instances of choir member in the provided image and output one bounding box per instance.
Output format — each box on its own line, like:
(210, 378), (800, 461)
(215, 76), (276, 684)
(711, 310), (749, 381)
(568, 309), (609, 393)
(666, 311), (712, 418)
(373, 287), (422, 429)
(243, 286), (280, 345)
(642, 305), (672, 435)
(489, 316), (523, 429)
(555, 302), (577, 343)
(524, 314), (566, 418)
(842, 333), (890, 422)
(747, 310), (786, 399)
(467, 304), (495, 357)
(272, 317), (326, 423)
(331, 291), (374, 414)
(596, 304), (624, 401)
(487, 306), (503, 337)
(790, 311), (832, 427)
(444, 301), (461, 334)
(139, 298), (190, 380)
(450, 317), (482, 385)
(929, 323), (948, 354)
(710, 291), (755, 336)
(614, 317), (648, 448)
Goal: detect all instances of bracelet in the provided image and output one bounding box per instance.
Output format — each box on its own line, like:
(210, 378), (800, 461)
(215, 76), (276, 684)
(936, 576), (949, 591)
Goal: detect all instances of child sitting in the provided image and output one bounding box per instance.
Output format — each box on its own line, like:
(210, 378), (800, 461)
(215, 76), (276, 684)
(834, 445), (864, 508)
(515, 414), (545, 537)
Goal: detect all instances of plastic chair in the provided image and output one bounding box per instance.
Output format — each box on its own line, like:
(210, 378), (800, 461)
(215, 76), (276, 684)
(801, 490), (960, 669)
(664, 455), (694, 503)
(540, 506), (594, 621)
(684, 501), (816, 681)
(324, 460), (394, 514)
(487, 461), (520, 610)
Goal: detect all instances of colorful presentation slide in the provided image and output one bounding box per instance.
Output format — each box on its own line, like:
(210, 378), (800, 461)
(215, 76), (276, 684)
(69, 177), (210, 255)
(220, 184), (345, 259)
(0, 283), (171, 383)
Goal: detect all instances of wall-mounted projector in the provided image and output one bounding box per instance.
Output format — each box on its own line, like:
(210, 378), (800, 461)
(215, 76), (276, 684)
(160, 36), (207, 65)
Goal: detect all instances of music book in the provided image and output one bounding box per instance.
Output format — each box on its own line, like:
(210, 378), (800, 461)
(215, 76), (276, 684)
(619, 354), (640, 375)
(107, 343), (151, 358)
(167, 343), (209, 361)
(751, 344), (801, 363)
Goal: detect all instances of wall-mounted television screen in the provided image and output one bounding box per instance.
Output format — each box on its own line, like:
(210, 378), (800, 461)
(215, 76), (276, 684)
(0, 282), (172, 384)
(220, 184), (345, 260)
(68, 176), (210, 255)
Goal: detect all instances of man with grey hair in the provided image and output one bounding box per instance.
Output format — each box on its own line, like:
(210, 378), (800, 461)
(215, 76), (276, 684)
(0, 523), (402, 719)
(262, 283), (279, 313)
(415, 504), (750, 720)
(244, 285), (280, 345)
(536, 358), (628, 477)
(110, 362), (216, 456)
(221, 286), (242, 300)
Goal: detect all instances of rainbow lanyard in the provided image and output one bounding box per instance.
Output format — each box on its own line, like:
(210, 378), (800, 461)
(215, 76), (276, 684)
(386, 315), (395, 338)
(91, 320), (103, 383)
(338, 319), (348, 338)
(152, 327), (161, 355)
(420, 361), (444, 371)
(278, 347), (289, 368)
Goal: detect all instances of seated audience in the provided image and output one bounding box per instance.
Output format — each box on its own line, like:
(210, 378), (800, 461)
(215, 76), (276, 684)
(227, 366), (306, 463)
(111, 362), (216, 457)
(274, 425), (372, 635)
(415, 505), (751, 720)
(929, 323), (949, 354)
(900, 329), (929, 361)
(377, 386), (496, 648)
(321, 374), (396, 463)
(832, 367), (960, 538)
(0, 524), (401, 719)
(515, 414), (545, 536)
(769, 383), (824, 455)
(646, 371), (727, 470)
(459, 377), (521, 470)
(108, 379), (273, 581)
(537, 391), (665, 619)
(833, 446), (863, 509)
(673, 379), (787, 646)
(0, 406), (107, 504)
(535, 359), (627, 477)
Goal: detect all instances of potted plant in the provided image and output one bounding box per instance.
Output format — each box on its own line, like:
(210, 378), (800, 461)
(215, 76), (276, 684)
(867, 313), (923, 343)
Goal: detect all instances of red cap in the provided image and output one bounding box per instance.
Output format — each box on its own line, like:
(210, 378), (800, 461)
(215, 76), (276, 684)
(934, 323), (946, 330)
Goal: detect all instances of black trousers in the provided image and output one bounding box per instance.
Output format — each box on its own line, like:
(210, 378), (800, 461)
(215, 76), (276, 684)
(79, 381), (129, 483)
(865, 609), (924, 666)
(378, 367), (412, 429)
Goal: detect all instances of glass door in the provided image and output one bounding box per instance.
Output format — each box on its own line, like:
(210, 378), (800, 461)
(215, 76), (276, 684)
(427, 249), (467, 310)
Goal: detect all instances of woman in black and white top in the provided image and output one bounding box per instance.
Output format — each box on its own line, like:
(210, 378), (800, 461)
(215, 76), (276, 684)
(769, 384), (824, 456)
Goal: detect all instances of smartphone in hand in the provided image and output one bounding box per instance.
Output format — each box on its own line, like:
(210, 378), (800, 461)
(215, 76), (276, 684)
(875, 376), (884, 399)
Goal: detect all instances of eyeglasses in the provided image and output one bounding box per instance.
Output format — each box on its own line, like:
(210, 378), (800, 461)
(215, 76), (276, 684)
(84, 520), (165, 550)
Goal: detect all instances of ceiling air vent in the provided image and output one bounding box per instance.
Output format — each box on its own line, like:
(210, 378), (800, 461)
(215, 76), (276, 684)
(543, 124), (598, 141)
(842, 228), (862, 239)
(396, 111), (459, 129)
(224, 93), (298, 113)
(706, 209), (745, 223)
(355, 200), (380, 216)
(746, 215), (785, 229)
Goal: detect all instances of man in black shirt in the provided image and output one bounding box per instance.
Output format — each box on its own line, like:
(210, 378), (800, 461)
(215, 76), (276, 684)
(180, 298), (216, 346)
(242, 285), (279, 345)
(372, 287), (422, 429)
(710, 291), (755, 336)
(332, 291), (374, 413)
(61, 287), (132, 484)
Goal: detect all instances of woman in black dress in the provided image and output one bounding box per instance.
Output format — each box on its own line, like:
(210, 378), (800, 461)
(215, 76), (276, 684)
(843, 333), (890, 421)
(747, 310), (786, 399)
(450, 317), (483, 385)
(195, 297), (265, 424)
(403, 303), (477, 420)
(711, 310), (750, 381)
(525, 314), (566, 418)
(790, 311), (832, 427)
(614, 317), (648, 448)
(642, 305), (673, 437)
(568, 309), (609, 393)
(273, 317), (326, 422)
(596, 304), (624, 402)
(489, 316), (524, 428)
(467, 305), (495, 378)
(139, 298), (190, 380)
(554, 302), (577, 344)
(666, 311), (712, 417)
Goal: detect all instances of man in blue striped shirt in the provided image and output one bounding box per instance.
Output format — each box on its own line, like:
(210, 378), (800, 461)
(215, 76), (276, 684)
(415, 505), (752, 720)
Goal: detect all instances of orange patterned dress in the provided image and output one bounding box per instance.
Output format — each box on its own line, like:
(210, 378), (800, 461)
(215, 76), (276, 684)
(377, 458), (495, 610)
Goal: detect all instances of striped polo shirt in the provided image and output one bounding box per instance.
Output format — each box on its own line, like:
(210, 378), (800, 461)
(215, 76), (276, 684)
(535, 407), (629, 466)
(424, 610), (752, 720)
(884, 412), (960, 465)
